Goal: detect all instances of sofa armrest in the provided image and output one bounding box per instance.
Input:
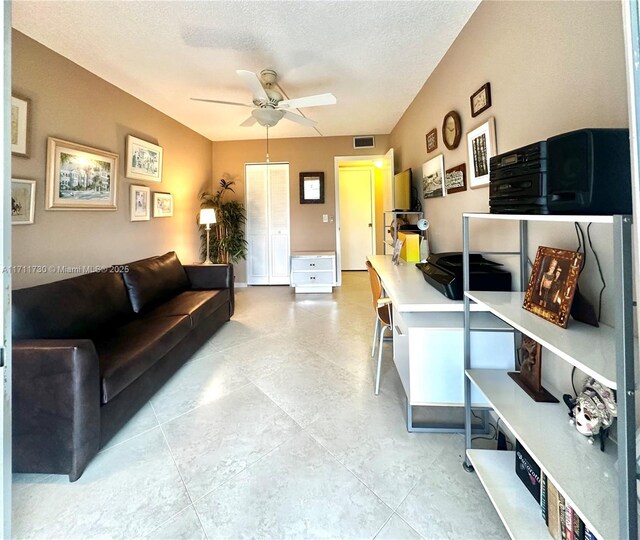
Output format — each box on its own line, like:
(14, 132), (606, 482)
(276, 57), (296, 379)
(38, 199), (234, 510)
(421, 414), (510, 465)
(12, 339), (101, 481)
(184, 263), (235, 316)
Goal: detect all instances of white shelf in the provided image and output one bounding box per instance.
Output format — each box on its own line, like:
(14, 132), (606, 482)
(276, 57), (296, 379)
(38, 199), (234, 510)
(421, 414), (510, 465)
(465, 290), (630, 389)
(466, 449), (551, 540)
(463, 212), (616, 224)
(467, 369), (618, 540)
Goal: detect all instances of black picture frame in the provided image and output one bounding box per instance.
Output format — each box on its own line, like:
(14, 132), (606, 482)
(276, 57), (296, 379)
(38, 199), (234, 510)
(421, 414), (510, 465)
(470, 82), (492, 117)
(299, 172), (325, 204)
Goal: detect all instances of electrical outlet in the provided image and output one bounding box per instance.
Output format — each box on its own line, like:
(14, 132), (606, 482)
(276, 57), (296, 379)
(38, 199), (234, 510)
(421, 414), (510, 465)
(322, 214), (329, 223)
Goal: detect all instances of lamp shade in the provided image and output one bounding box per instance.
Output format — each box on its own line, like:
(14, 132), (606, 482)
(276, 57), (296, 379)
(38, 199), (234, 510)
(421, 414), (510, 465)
(199, 208), (217, 225)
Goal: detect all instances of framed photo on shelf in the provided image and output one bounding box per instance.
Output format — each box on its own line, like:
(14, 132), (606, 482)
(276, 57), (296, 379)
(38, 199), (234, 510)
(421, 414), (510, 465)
(11, 94), (31, 157)
(426, 128), (438, 153)
(11, 178), (36, 225)
(45, 137), (118, 210)
(299, 172), (324, 204)
(130, 185), (150, 221)
(466, 117), (496, 189)
(153, 192), (173, 217)
(523, 246), (583, 328)
(422, 154), (445, 199)
(444, 163), (466, 194)
(470, 82), (492, 117)
(126, 135), (163, 183)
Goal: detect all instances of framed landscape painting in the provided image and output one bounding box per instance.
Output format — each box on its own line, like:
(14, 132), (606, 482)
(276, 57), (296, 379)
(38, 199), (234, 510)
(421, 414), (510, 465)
(45, 137), (118, 210)
(126, 135), (163, 182)
(11, 178), (35, 225)
(11, 94), (30, 157)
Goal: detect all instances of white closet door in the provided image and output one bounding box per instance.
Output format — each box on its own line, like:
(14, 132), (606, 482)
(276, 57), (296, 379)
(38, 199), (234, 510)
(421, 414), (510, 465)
(245, 163), (290, 285)
(268, 164), (290, 284)
(246, 164), (269, 284)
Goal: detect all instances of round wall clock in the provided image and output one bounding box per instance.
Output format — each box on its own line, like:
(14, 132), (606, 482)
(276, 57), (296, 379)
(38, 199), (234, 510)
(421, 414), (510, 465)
(442, 111), (462, 150)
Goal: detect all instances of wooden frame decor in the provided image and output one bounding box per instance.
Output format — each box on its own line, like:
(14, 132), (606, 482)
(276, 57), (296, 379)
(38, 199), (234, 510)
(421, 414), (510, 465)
(444, 163), (466, 194)
(11, 178), (36, 225)
(442, 111), (462, 150)
(126, 135), (163, 183)
(466, 117), (496, 189)
(46, 137), (118, 210)
(299, 172), (325, 204)
(422, 154), (445, 199)
(508, 335), (558, 403)
(470, 82), (492, 117)
(11, 94), (31, 157)
(153, 192), (173, 217)
(130, 185), (150, 221)
(523, 246), (583, 328)
(426, 128), (438, 153)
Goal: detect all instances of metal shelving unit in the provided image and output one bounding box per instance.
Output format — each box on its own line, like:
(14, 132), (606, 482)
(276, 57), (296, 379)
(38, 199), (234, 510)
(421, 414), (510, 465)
(461, 213), (637, 540)
(382, 210), (423, 255)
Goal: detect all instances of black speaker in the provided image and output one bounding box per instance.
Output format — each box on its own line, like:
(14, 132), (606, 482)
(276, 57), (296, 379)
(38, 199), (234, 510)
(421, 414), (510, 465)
(546, 128), (632, 215)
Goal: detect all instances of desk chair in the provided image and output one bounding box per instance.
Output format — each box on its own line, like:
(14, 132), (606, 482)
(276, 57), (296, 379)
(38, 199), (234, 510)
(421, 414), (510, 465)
(366, 260), (392, 395)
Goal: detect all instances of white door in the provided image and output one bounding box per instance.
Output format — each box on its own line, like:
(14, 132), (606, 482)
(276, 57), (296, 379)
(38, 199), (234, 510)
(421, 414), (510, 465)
(245, 163), (290, 285)
(1, 1), (11, 536)
(339, 168), (373, 270)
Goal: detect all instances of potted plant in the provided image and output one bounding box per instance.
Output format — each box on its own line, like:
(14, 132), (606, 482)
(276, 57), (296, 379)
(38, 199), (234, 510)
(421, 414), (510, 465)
(198, 176), (247, 264)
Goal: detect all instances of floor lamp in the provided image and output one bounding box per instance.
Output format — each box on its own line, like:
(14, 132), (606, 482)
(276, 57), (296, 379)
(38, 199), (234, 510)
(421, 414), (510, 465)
(200, 208), (217, 265)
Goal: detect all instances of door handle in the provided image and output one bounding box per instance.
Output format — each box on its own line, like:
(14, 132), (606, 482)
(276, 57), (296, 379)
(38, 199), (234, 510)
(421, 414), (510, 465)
(368, 223), (372, 227)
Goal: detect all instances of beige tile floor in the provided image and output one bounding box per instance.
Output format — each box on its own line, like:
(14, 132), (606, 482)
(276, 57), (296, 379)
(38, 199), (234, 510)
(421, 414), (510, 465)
(12, 272), (506, 540)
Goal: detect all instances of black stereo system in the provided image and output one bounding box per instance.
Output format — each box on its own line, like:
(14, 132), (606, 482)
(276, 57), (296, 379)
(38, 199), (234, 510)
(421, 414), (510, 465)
(489, 128), (632, 215)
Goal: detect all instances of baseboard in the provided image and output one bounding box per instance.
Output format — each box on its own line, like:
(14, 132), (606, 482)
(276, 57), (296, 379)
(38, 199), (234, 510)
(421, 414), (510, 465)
(234, 282), (248, 288)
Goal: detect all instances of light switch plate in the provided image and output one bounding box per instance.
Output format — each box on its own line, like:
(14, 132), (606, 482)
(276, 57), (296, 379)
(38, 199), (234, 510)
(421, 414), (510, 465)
(322, 214), (329, 223)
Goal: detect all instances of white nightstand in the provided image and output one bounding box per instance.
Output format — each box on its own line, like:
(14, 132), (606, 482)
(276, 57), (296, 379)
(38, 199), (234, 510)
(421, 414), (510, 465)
(290, 251), (336, 293)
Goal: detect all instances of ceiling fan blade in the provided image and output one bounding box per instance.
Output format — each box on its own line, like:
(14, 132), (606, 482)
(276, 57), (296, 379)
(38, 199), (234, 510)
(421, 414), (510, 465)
(236, 70), (268, 102)
(278, 93), (336, 109)
(191, 98), (253, 108)
(282, 110), (317, 127)
(240, 115), (258, 127)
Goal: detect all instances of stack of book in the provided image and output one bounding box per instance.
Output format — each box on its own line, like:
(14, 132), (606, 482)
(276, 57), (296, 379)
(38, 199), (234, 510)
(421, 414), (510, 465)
(541, 473), (598, 540)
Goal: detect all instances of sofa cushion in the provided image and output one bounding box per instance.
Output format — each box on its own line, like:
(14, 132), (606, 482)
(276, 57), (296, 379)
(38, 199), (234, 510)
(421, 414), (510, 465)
(13, 272), (132, 340)
(143, 289), (230, 328)
(94, 315), (191, 403)
(122, 252), (189, 314)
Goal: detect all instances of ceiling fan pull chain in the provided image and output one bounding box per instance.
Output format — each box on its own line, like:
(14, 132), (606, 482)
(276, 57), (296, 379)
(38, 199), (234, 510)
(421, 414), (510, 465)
(266, 125), (270, 163)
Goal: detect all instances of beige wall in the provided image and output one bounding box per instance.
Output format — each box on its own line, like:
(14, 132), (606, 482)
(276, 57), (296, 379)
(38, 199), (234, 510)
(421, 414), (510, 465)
(211, 135), (390, 282)
(389, 0), (628, 393)
(11, 31), (212, 288)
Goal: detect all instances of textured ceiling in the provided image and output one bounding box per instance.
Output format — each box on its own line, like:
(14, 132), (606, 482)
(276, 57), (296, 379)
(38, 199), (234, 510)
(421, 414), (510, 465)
(12, 1), (480, 141)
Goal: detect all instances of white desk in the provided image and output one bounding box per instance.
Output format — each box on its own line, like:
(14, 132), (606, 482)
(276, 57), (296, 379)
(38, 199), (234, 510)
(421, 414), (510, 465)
(367, 255), (515, 432)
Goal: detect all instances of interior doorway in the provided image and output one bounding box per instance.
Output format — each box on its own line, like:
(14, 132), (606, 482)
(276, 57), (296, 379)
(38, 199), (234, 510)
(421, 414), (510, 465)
(334, 149), (394, 282)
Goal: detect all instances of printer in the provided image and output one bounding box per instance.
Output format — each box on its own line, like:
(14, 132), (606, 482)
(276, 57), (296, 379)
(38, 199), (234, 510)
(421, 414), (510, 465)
(416, 252), (512, 300)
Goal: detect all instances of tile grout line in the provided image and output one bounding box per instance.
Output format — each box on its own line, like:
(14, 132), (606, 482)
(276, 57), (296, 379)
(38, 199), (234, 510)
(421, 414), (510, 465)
(148, 399), (210, 540)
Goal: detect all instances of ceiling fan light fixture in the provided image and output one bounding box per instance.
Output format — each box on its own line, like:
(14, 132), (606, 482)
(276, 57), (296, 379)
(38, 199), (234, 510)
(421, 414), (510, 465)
(252, 108), (285, 127)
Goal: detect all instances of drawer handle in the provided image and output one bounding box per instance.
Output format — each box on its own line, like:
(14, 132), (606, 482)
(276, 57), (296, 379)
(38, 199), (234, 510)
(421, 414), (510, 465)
(310, 263), (316, 267)
(394, 325), (404, 336)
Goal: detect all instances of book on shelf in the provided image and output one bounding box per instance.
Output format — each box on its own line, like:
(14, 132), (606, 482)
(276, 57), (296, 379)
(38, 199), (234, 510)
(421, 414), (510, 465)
(565, 505), (574, 540)
(559, 493), (566, 540)
(547, 481), (561, 540)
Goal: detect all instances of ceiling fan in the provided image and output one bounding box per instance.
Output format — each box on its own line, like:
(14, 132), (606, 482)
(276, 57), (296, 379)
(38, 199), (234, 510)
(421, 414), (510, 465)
(191, 69), (337, 128)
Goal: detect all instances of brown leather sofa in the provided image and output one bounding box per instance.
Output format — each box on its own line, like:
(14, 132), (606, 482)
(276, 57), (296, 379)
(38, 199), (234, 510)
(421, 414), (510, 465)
(11, 252), (234, 481)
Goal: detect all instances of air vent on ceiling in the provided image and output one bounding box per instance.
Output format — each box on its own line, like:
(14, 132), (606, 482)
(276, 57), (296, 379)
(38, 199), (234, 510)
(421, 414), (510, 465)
(353, 136), (375, 149)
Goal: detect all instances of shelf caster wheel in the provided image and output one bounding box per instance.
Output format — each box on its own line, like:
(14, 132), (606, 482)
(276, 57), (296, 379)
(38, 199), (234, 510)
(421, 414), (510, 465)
(462, 461), (474, 473)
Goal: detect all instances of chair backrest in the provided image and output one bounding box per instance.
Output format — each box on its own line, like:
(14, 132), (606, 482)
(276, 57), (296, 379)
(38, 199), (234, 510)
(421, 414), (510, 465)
(365, 260), (391, 326)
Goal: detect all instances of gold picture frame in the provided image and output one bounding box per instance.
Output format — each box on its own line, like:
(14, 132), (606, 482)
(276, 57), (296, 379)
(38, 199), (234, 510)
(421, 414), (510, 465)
(45, 137), (118, 211)
(523, 246), (583, 328)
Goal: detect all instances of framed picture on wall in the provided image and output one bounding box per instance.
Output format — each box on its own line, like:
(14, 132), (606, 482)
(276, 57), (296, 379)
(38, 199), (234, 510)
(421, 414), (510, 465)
(470, 82), (492, 117)
(130, 185), (150, 221)
(11, 94), (31, 158)
(426, 128), (438, 153)
(299, 172), (325, 204)
(153, 192), (173, 217)
(126, 135), (163, 183)
(466, 117), (496, 188)
(422, 154), (445, 199)
(45, 137), (119, 210)
(11, 178), (36, 225)
(445, 163), (466, 194)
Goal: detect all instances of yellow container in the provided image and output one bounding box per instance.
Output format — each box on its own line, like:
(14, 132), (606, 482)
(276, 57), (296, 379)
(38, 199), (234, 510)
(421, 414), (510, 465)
(398, 231), (421, 262)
